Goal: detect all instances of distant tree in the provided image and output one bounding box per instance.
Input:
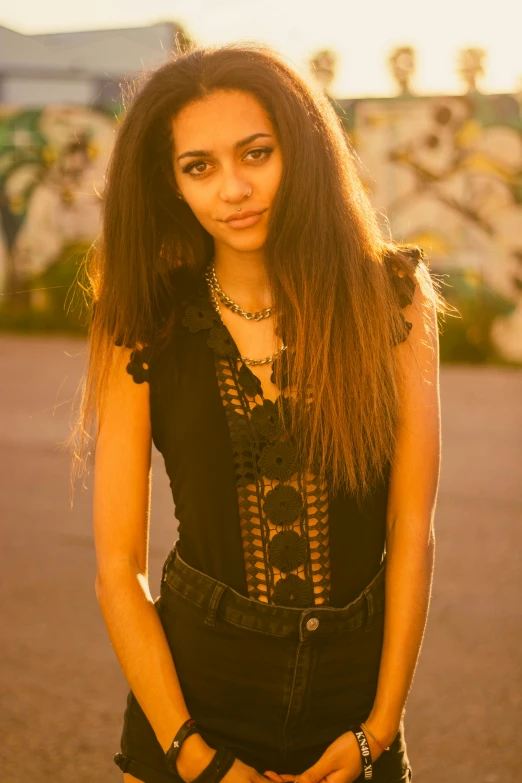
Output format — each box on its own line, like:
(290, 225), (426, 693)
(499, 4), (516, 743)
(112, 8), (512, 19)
(457, 47), (487, 93)
(388, 46), (416, 95)
(309, 49), (338, 93)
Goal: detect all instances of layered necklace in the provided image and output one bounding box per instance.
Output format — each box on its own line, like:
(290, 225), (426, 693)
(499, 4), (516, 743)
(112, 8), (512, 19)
(205, 259), (287, 366)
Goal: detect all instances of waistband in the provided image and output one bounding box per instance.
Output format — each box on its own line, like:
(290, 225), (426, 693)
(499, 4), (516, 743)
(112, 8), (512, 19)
(160, 541), (387, 641)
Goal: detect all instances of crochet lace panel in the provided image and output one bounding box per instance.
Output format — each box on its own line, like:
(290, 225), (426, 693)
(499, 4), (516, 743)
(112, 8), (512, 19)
(212, 349), (332, 607)
(176, 274), (332, 607)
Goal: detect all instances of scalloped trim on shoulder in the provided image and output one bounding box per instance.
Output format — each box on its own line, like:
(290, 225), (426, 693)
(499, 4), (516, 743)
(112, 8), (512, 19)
(112, 336), (153, 383)
(125, 345), (152, 384)
(384, 246), (424, 308)
(384, 246), (424, 345)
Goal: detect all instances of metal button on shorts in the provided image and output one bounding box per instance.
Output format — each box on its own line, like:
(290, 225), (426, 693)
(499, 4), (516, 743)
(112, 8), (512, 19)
(306, 617), (319, 631)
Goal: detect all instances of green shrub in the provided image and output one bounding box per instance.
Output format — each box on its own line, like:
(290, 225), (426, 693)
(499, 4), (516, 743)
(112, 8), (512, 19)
(437, 267), (518, 365)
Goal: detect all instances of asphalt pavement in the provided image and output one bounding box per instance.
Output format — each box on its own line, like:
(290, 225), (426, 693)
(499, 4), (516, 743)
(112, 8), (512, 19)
(1, 335), (521, 783)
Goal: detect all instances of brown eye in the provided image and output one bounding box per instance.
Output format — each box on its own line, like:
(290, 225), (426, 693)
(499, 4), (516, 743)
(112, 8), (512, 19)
(246, 147), (273, 162)
(183, 160), (210, 175)
(182, 147), (273, 178)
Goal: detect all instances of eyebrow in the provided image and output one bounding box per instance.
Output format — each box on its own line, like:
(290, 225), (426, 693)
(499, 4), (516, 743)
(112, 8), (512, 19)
(176, 133), (274, 163)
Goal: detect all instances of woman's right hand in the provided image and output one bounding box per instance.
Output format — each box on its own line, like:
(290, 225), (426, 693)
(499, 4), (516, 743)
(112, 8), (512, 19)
(222, 757), (287, 783)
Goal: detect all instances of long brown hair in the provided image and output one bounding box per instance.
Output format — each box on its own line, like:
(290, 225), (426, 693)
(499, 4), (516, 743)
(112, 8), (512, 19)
(69, 40), (451, 505)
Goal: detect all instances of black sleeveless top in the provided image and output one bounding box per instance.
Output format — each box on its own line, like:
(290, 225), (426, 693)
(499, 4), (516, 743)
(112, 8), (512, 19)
(123, 257), (419, 609)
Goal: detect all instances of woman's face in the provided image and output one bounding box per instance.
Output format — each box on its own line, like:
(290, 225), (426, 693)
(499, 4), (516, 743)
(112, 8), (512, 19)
(171, 89), (283, 253)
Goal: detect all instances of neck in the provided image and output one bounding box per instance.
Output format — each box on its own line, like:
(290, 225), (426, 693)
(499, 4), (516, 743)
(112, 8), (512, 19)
(212, 248), (272, 311)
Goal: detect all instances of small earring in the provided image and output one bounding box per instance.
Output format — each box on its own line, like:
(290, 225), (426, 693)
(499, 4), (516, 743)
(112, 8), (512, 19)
(176, 192), (184, 201)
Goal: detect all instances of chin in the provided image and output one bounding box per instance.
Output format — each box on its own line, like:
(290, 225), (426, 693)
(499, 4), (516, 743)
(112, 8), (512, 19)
(218, 230), (268, 251)
(230, 238), (267, 252)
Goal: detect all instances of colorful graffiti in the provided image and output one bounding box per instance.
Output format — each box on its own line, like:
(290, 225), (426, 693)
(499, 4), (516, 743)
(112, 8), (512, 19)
(1, 94), (521, 359)
(0, 105), (117, 302)
(335, 93), (522, 360)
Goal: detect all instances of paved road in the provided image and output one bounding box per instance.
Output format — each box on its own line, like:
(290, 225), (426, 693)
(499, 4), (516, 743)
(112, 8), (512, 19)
(1, 335), (521, 783)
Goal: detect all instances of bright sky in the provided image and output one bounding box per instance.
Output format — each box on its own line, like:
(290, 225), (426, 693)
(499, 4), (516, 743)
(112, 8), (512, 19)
(1, 0), (520, 98)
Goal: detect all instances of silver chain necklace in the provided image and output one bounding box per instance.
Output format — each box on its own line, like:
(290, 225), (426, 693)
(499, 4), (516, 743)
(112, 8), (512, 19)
(205, 262), (287, 366)
(206, 260), (272, 321)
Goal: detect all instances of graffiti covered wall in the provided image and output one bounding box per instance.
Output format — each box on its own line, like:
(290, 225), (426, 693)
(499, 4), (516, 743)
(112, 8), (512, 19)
(0, 105), (116, 298)
(337, 93), (522, 360)
(1, 94), (522, 358)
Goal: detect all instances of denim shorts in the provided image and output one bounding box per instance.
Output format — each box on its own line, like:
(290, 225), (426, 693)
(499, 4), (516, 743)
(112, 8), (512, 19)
(114, 541), (412, 783)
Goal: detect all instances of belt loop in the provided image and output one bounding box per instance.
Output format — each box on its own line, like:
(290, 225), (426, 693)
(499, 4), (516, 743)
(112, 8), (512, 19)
(364, 588), (375, 633)
(161, 542), (177, 589)
(204, 582), (227, 627)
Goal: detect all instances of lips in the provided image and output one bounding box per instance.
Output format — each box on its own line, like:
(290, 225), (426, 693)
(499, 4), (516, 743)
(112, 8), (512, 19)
(222, 209), (265, 222)
(220, 208), (267, 230)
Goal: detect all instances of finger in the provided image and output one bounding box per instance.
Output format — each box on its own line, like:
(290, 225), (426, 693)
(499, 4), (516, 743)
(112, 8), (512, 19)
(263, 773), (286, 782)
(294, 759), (332, 783)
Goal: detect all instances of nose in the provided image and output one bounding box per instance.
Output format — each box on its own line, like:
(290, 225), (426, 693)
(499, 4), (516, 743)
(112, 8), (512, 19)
(219, 169), (251, 204)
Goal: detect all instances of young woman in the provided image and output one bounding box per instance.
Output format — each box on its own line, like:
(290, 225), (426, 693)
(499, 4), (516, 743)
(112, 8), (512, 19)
(80, 41), (448, 783)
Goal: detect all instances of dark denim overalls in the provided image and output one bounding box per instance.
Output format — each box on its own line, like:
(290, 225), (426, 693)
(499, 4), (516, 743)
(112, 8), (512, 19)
(114, 541), (412, 783)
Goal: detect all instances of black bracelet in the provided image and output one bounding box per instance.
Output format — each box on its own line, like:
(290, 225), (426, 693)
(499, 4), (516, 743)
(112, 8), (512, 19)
(349, 724), (373, 780)
(190, 744), (236, 783)
(165, 718), (236, 783)
(165, 718), (201, 776)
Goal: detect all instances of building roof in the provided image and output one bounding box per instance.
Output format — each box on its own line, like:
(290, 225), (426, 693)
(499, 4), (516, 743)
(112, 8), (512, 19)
(0, 21), (183, 78)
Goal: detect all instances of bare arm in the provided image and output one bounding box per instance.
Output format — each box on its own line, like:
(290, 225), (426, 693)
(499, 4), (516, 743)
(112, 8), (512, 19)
(365, 275), (440, 753)
(93, 344), (215, 780)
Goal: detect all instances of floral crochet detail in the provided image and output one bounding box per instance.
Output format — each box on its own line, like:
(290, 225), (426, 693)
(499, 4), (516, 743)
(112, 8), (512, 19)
(394, 275), (417, 309)
(400, 313), (413, 337)
(385, 247), (423, 344)
(207, 324), (240, 358)
(179, 271), (332, 607)
(181, 298), (216, 332)
(237, 363), (263, 398)
(272, 572), (314, 607)
(250, 399), (282, 438)
(258, 441), (298, 482)
(268, 529), (308, 572)
(263, 484), (303, 526)
(126, 346), (152, 384)
(270, 352), (291, 389)
(227, 409), (252, 452)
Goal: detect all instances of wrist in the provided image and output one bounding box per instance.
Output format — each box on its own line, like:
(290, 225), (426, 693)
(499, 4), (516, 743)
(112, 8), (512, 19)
(358, 729), (383, 765)
(363, 711), (401, 748)
(175, 733), (216, 782)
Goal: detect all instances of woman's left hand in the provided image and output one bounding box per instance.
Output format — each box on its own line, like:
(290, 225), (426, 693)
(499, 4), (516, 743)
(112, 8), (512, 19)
(263, 729), (384, 783)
